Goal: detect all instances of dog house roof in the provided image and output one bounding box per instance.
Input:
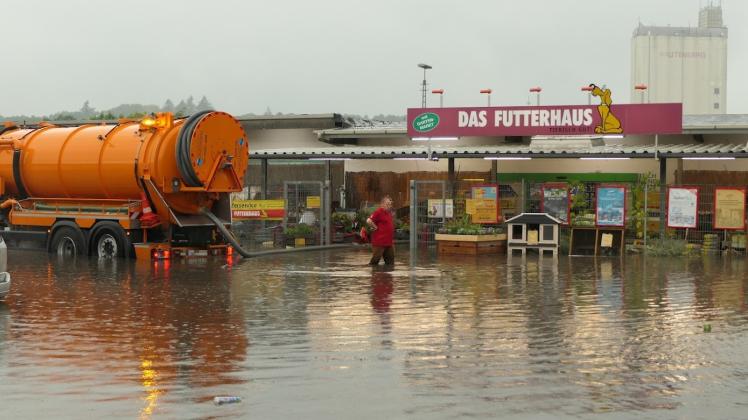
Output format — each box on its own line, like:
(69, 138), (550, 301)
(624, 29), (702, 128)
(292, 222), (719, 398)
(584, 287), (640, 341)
(506, 213), (562, 225)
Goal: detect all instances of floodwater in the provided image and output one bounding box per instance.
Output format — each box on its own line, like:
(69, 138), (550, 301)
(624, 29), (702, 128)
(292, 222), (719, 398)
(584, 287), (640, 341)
(1, 249), (748, 419)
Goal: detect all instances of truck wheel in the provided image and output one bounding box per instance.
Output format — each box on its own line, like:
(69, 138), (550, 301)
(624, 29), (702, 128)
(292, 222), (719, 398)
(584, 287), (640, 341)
(50, 226), (87, 257)
(93, 224), (128, 259)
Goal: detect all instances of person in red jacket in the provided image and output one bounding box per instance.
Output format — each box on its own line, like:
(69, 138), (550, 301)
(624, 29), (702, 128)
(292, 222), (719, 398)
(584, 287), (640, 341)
(366, 195), (395, 265)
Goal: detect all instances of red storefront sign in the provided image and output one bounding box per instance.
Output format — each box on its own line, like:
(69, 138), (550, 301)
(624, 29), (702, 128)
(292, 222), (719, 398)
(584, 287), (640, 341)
(407, 103), (682, 137)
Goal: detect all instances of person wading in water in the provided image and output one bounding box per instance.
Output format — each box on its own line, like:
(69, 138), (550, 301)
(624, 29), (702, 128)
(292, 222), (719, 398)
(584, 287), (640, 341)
(366, 195), (395, 266)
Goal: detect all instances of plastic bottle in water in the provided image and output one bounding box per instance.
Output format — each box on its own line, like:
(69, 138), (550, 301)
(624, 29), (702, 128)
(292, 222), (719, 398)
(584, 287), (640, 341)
(213, 396), (242, 405)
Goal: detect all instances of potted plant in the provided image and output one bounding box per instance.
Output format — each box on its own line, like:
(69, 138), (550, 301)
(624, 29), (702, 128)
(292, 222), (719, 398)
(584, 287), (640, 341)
(284, 223), (317, 247)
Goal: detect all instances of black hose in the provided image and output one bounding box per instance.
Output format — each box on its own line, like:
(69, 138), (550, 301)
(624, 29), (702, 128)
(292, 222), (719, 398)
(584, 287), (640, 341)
(199, 208), (363, 258)
(0, 125), (18, 136)
(200, 208), (254, 257)
(176, 110), (214, 187)
(12, 150), (29, 199)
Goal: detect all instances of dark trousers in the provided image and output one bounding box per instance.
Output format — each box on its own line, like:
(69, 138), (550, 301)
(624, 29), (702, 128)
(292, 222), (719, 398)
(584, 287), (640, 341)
(369, 245), (395, 265)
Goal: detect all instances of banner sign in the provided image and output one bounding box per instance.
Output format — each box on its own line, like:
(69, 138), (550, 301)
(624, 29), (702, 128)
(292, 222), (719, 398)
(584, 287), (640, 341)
(427, 199), (454, 218)
(541, 183), (570, 225)
(232, 199), (285, 220)
(596, 186), (626, 227)
(714, 187), (746, 230)
(407, 103), (682, 137)
(667, 187), (699, 229)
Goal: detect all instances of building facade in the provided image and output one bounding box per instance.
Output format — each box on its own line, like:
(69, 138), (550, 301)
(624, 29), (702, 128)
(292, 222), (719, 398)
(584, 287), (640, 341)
(630, 4), (727, 114)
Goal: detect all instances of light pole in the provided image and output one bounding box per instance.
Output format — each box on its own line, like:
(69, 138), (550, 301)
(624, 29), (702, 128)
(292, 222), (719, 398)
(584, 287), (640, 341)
(431, 89), (444, 107)
(418, 63), (432, 108)
(635, 83), (648, 103)
(480, 88), (492, 107)
(581, 85), (593, 105)
(529, 86), (542, 106)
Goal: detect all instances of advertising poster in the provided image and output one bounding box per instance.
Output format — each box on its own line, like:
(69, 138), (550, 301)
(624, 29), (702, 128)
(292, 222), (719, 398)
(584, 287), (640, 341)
(232, 199), (285, 220)
(596, 186), (626, 227)
(470, 185), (499, 223)
(667, 187), (699, 229)
(714, 188), (747, 230)
(427, 199), (454, 218)
(541, 183), (570, 225)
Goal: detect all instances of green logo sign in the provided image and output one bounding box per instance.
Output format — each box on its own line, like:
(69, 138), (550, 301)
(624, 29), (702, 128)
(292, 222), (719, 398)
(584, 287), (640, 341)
(412, 112), (440, 132)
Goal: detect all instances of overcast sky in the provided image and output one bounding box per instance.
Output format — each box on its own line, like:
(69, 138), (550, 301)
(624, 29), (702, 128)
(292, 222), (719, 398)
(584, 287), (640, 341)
(2, 0), (745, 116)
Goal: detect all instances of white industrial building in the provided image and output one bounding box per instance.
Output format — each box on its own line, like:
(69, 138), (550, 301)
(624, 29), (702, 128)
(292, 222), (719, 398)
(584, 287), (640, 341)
(630, 4), (727, 114)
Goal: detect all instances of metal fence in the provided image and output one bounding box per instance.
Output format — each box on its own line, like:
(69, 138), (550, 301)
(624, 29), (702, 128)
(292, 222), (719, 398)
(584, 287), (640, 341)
(231, 181), (331, 250)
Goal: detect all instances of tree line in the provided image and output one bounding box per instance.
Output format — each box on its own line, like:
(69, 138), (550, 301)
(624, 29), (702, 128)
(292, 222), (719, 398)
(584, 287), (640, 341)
(1, 95), (214, 123)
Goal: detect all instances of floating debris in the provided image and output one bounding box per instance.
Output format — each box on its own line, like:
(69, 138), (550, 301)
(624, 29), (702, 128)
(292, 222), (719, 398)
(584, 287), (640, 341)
(214, 396), (242, 405)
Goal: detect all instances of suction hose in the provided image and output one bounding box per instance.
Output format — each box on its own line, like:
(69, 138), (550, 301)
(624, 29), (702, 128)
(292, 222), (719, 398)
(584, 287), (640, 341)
(200, 208), (255, 258)
(200, 208), (361, 258)
(176, 110), (214, 187)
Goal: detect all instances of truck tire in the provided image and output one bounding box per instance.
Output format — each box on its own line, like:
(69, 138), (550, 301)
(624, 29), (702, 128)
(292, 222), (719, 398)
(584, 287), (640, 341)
(50, 226), (87, 257)
(91, 222), (129, 259)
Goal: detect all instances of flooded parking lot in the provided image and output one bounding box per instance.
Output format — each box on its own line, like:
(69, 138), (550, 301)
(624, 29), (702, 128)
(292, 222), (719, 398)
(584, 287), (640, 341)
(1, 249), (747, 419)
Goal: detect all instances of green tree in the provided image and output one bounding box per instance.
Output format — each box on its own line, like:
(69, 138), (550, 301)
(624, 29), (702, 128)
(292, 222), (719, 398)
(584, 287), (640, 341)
(80, 100), (95, 117)
(196, 95), (212, 111)
(162, 99), (175, 113)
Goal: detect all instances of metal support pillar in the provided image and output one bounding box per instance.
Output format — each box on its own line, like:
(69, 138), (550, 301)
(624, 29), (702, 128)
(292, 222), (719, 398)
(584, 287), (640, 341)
(448, 158), (455, 200)
(491, 160), (498, 184)
(409, 180), (417, 252)
(676, 158), (683, 184)
(261, 159), (269, 199)
(659, 157), (667, 238)
(323, 180), (331, 245)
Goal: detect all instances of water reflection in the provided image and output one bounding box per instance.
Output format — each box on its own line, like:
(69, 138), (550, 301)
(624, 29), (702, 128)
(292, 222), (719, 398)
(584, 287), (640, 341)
(0, 249), (747, 418)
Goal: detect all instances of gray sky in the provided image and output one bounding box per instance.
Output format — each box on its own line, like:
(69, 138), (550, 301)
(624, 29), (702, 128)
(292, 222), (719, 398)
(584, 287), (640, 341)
(2, 0), (746, 116)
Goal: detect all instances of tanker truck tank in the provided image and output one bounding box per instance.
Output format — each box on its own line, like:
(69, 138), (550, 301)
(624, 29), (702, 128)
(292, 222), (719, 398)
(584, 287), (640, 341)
(0, 111), (249, 259)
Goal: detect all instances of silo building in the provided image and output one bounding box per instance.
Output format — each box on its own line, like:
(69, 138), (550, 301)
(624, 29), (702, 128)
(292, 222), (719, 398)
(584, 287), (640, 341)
(630, 3), (727, 114)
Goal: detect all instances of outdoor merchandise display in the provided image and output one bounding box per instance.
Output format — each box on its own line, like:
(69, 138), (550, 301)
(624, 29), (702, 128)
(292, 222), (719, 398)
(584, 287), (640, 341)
(596, 186), (626, 227)
(541, 183), (570, 225)
(667, 187), (699, 229)
(714, 188), (747, 230)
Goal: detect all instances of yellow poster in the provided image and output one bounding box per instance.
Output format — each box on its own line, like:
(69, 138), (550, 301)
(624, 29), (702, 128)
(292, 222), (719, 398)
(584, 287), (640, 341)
(306, 196), (321, 209)
(232, 199), (285, 220)
(601, 233), (613, 248)
(714, 188), (746, 230)
(466, 198), (497, 223)
(465, 198), (477, 215)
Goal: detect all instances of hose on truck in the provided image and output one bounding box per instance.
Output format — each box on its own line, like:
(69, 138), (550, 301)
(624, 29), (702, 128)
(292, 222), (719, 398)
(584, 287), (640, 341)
(200, 208), (361, 258)
(176, 110), (214, 188)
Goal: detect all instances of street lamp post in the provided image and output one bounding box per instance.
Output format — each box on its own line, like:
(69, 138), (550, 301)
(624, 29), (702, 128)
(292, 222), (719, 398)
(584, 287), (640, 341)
(635, 83), (648, 103)
(581, 85), (594, 105)
(418, 63), (432, 108)
(529, 86), (542, 106)
(431, 89), (444, 107)
(480, 88), (492, 106)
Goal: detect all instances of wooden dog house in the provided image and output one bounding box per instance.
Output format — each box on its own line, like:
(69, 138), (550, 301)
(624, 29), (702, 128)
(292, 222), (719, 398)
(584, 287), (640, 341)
(506, 213), (561, 257)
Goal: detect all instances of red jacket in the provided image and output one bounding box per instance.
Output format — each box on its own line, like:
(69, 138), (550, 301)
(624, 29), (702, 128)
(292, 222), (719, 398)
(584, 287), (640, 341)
(369, 207), (394, 247)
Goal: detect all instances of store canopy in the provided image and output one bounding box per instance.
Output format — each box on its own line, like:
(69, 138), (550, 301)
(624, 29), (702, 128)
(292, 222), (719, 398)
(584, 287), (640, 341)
(251, 143), (748, 160)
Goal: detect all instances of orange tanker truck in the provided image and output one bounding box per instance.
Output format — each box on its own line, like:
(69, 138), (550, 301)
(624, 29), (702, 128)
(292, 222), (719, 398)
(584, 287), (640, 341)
(0, 111), (249, 259)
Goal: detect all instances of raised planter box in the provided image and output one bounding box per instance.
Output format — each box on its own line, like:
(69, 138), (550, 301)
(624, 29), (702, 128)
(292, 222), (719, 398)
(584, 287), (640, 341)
(435, 233), (507, 255)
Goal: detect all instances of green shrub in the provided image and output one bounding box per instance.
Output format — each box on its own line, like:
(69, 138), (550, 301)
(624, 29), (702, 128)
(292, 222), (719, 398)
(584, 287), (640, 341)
(645, 238), (688, 256)
(285, 223), (315, 238)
